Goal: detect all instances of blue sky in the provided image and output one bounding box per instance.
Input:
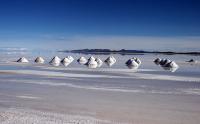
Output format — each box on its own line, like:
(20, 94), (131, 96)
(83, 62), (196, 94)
(0, 0), (200, 51)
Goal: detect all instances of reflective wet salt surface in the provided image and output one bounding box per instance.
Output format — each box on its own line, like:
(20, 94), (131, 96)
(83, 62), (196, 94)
(0, 51), (200, 124)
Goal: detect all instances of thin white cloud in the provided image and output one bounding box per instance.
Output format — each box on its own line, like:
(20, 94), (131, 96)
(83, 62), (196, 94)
(1, 35), (200, 51)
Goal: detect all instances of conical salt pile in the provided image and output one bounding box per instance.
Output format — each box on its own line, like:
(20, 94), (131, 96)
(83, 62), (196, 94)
(105, 56), (116, 67)
(86, 56), (98, 68)
(77, 56), (87, 64)
(154, 58), (179, 72)
(88, 56), (95, 61)
(17, 57), (29, 63)
(165, 61), (179, 68)
(66, 56), (74, 63)
(95, 58), (103, 67)
(49, 56), (61, 66)
(135, 58), (141, 65)
(154, 58), (161, 65)
(61, 57), (71, 66)
(35, 57), (45, 64)
(126, 58), (139, 69)
(186, 59), (197, 63)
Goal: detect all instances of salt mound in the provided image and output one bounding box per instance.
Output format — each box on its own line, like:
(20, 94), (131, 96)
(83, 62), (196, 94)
(162, 59), (171, 67)
(77, 56), (87, 64)
(162, 66), (178, 72)
(61, 57), (71, 66)
(35, 57), (45, 64)
(186, 59), (198, 63)
(111, 56), (116, 63)
(159, 59), (172, 67)
(95, 58), (103, 67)
(88, 56), (95, 61)
(154, 58), (179, 72)
(105, 56), (116, 67)
(17, 57), (29, 63)
(159, 59), (165, 66)
(126, 57), (141, 69)
(66, 56), (74, 62)
(165, 61), (179, 68)
(154, 58), (161, 65)
(49, 56), (61, 66)
(135, 58), (141, 65)
(86, 56), (98, 68)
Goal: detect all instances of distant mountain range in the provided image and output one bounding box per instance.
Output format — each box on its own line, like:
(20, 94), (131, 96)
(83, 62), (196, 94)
(59, 49), (200, 55)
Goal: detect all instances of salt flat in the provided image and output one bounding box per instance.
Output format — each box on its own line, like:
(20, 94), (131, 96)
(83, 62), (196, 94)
(0, 53), (200, 124)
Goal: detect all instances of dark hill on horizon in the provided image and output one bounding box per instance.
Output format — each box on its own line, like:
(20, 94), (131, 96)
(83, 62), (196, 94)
(59, 49), (200, 55)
